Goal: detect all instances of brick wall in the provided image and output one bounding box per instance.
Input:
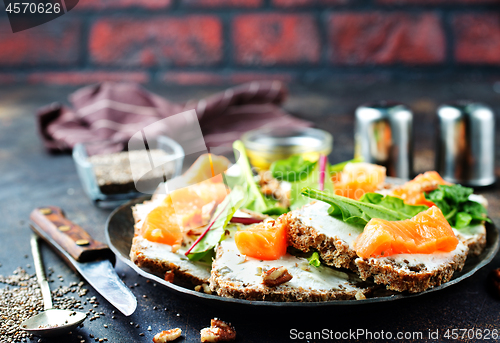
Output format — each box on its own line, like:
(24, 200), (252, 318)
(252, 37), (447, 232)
(0, 0), (499, 85)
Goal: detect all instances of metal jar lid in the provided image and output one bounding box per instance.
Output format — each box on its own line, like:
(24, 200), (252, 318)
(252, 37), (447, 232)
(355, 101), (413, 179)
(436, 101), (496, 187)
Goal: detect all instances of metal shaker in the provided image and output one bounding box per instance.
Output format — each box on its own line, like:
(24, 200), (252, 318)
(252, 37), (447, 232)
(436, 101), (495, 187)
(355, 101), (413, 179)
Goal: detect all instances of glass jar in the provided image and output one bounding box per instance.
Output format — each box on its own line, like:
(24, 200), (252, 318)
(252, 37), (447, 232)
(73, 136), (184, 208)
(241, 127), (333, 170)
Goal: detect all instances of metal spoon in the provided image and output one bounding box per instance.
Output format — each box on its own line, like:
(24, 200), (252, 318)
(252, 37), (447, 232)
(20, 235), (87, 337)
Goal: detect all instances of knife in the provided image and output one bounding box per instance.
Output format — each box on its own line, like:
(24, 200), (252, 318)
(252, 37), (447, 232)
(30, 206), (137, 316)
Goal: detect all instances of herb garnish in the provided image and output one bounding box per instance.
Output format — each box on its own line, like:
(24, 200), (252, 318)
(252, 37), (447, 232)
(425, 184), (491, 229)
(301, 188), (427, 228)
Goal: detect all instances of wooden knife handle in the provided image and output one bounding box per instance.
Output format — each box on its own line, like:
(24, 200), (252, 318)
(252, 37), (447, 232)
(30, 206), (115, 264)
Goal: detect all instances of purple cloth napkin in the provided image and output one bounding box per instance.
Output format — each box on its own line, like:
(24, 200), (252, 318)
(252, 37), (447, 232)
(36, 81), (312, 154)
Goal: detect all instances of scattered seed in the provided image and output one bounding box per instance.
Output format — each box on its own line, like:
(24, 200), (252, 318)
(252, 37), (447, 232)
(139, 333), (144, 336)
(0, 267), (89, 343)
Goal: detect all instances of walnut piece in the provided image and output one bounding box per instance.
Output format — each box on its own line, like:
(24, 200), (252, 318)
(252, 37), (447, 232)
(258, 171), (290, 208)
(164, 271), (175, 283)
(195, 283), (212, 294)
(153, 328), (182, 343)
(355, 290), (366, 300)
(262, 266), (293, 287)
(200, 318), (236, 342)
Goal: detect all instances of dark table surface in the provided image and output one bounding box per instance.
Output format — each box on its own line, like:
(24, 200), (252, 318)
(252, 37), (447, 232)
(1, 81), (500, 343)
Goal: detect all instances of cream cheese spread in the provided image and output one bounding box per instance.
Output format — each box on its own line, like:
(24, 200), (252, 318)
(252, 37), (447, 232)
(289, 201), (362, 247)
(362, 241), (468, 272)
(214, 238), (362, 292)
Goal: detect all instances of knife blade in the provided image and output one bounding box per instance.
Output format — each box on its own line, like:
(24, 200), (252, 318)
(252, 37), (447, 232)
(30, 206), (137, 316)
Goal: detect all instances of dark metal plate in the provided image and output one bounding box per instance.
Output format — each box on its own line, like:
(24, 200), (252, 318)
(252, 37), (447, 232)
(105, 196), (499, 307)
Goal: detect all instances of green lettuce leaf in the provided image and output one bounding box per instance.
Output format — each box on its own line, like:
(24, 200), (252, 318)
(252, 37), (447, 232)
(232, 140), (286, 215)
(290, 160), (334, 210)
(270, 155), (317, 182)
(187, 186), (245, 261)
(307, 252), (321, 267)
(425, 184), (491, 229)
(301, 188), (428, 228)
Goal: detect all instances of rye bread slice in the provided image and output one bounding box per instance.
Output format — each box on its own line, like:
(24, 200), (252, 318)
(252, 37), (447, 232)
(355, 241), (468, 293)
(209, 234), (372, 302)
(129, 198), (211, 285)
(285, 201), (361, 271)
(285, 201), (471, 293)
(454, 224), (487, 257)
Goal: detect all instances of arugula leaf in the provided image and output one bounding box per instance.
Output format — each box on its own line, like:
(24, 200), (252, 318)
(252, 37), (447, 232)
(233, 140), (285, 214)
(302, 188), (415, 228)
(455, 212), (472, 229)
(359, 193), (428, 217)
(425, 184), (491, 229)
(187, 186), (245, 261)
(461, 200), (489, 221)
(307, 252), (321, 267)
(290, 160), (334, 210)
(270, 155), (317, 182)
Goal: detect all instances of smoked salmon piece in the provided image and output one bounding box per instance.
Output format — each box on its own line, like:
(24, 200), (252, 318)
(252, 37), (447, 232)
(141, 203), (183, 246)
(332, 162), (386, 200)
(390, 171), (449, 207)
(140, 153), (230, 245)
(353, 206), (459, 259)
(235, 218), (288, 260)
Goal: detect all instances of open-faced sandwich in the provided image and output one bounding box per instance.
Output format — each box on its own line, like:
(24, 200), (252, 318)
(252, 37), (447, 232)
(130, 154), (232, 285)
(129, 140), (491, 300)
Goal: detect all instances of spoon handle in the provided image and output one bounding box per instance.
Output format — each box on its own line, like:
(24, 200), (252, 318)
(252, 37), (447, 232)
(30, 235), (53, 311)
